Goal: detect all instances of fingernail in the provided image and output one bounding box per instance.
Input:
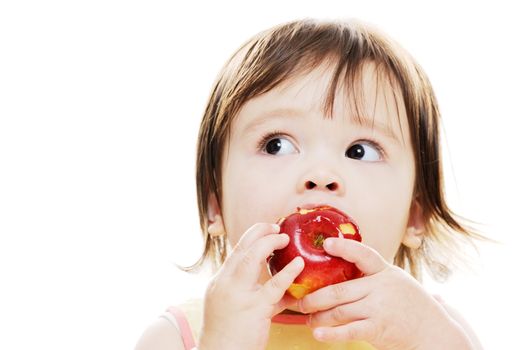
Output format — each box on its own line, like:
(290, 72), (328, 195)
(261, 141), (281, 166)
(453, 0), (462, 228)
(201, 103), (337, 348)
(294, 256), (304, 267)
(323, 238), (334, 249)
(272, 224), (281, 232)
(298, 299), (305, 313)
(314, 328), (324, 340)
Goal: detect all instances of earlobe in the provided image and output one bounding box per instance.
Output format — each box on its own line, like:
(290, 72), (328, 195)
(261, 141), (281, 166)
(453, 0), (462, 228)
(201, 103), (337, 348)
(207, 215), (225, 237)
(402, 227), (424, 249)
(402, 199), (425, 249)
(207, 193), (225, 237)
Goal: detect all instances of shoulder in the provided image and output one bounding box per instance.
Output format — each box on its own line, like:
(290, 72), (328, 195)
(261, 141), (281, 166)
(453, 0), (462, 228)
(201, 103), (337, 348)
(134, 316), (186, 350)
(134, 300), (203, 350)
(433, 295), (484, 350)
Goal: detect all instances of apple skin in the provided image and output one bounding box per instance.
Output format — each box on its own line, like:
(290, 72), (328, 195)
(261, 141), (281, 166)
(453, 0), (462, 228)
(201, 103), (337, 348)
(267, 206), (363, 299)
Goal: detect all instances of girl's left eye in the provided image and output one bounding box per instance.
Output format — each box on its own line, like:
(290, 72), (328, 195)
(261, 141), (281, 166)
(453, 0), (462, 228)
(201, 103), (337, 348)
(345, 141), (383, 161)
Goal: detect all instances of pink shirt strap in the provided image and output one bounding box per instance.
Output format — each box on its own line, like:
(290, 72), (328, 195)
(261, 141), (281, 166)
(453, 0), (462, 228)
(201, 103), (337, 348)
(166, 306), (197, 350)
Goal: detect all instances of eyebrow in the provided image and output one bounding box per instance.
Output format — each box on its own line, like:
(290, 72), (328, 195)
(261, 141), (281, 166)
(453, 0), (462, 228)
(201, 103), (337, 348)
(242, 108), (304, 134)
(242, 107), (401, 144)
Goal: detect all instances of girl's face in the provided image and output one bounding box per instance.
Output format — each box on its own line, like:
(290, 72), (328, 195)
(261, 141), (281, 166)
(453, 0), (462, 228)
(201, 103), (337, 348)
(210, 62), (424, 280)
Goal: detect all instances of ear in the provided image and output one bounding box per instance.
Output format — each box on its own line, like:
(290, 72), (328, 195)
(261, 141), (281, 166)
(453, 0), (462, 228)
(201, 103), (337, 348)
(402, 197), (426, 249)
(207, 193), (225, 237)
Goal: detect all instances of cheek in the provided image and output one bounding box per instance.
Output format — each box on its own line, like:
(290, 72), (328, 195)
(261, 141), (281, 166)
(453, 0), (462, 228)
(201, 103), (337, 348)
(221, 158), (289, 247)
(350, 166), (414, 260)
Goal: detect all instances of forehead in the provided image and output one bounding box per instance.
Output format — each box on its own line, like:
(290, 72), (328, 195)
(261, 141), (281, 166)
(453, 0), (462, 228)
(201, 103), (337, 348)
(233, 61), (409, 144)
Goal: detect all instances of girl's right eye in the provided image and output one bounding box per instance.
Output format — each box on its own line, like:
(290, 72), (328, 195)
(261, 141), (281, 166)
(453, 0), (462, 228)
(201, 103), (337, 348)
(258, 133), (297, 155)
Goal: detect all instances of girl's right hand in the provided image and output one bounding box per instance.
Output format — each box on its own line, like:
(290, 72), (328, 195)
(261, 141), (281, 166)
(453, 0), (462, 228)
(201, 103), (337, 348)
(198, 223), (305, 350)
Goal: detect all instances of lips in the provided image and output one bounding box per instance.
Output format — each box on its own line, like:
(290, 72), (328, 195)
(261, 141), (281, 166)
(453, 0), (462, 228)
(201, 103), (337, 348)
(291, 202), (355, 224)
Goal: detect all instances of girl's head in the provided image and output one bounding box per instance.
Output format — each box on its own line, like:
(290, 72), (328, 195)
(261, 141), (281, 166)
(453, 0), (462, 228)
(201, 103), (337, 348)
(191, 18), (477, 281)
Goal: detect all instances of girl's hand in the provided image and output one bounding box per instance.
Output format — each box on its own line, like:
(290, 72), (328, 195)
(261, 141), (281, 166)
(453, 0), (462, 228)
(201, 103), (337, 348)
(199, 223), (304, 350)
(298, 238), (475, 350)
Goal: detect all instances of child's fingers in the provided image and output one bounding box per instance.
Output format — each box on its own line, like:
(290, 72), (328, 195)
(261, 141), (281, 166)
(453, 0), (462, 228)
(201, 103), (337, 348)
(323, 238), (387, 276)
(223, 223), (279, 274)
(308, 300), (367, 328)
(298, 277), (369, 313)
(272, 294), (299, 316)
(261, 256), (304, 304)
(312, 319), (375, 343)
(235, 223), (281, 253)
(233, 233), (290, 284)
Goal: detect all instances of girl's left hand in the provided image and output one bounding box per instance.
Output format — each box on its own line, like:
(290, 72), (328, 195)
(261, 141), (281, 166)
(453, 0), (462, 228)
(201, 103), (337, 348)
(298, 238), (475, 350)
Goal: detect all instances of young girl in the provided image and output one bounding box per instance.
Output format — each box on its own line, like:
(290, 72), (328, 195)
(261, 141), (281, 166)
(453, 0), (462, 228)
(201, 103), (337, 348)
(136, 18), (484, 349)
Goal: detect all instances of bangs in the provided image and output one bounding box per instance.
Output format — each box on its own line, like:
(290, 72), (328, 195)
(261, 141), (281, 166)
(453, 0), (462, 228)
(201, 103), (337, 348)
(321, 58), (407, 146)
(220, 19), (413, 148)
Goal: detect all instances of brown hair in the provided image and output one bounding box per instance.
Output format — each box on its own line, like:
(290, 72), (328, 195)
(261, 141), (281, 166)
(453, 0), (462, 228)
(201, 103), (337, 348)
(188, 18), (484, 281)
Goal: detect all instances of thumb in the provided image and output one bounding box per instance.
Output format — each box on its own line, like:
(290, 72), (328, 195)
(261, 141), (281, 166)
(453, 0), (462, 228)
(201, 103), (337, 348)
(272, 294), (299, 316)
(323, 238), (388, 276)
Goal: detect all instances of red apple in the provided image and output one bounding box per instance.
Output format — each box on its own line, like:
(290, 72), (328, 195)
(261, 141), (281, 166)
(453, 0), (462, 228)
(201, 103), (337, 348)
(267, 206), (363, 299)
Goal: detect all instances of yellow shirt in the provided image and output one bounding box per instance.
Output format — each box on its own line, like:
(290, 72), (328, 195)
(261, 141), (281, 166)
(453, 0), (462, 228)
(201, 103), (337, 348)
(166, 299), (376, 350)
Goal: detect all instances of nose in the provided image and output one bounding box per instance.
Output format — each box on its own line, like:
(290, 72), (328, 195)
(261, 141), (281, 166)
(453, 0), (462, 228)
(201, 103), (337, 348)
(297, 168), (345, 195)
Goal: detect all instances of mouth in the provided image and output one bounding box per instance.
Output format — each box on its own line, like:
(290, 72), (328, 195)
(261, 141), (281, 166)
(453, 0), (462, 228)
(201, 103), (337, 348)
(297, 203), (349, 215)
(292, 203), (355, 224)
(299, 203), (333, 210)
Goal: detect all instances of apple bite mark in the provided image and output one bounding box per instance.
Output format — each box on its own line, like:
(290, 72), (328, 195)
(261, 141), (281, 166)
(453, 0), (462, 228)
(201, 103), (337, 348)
(268, 206), (362, 299)
(288, 282), (311, 299)
(339, 223), (357, 235)
(299, 208), (316, 215)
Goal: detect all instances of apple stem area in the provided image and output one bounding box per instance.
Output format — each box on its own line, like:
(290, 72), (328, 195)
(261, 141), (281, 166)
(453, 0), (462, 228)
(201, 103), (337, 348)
(313, 233), (325, 248)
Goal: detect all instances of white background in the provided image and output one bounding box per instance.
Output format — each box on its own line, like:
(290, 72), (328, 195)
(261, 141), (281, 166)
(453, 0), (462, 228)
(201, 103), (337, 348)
(1, 1), (525, 349)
